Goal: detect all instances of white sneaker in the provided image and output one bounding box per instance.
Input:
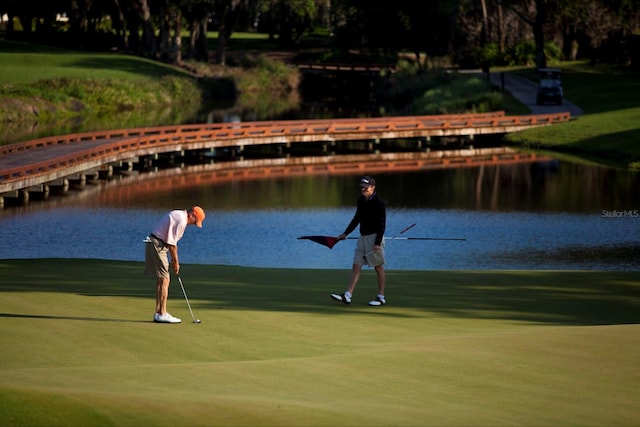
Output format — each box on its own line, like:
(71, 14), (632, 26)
(154, 312), (181, 323)
(331, 293), (352, 304)
(368, 297), (386, 306)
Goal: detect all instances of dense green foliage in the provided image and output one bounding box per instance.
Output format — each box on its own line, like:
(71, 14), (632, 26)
(1, 0), (638, 69)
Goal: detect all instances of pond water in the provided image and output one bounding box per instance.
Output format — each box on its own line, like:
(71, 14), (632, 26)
(1, 158), (638, 270)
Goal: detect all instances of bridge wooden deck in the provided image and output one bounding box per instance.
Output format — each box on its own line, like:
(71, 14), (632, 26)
(0, 111), (570, 201)
(297, 62), (397, 75)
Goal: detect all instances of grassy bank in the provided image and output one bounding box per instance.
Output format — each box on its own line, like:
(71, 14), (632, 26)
(505, 62), (640, 169)
(0, 39), (202, 130)
(0, 39), (299, 136)
(1, 259), (639, 426)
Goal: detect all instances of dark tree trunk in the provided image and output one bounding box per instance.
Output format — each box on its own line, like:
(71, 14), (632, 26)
(533, 0), (548, 69)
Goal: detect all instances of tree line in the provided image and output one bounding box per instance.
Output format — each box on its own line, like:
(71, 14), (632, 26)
(1, 0), (638, 69)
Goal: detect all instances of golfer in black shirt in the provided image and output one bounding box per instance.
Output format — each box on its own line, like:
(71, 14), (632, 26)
(331, 175), (387, 306)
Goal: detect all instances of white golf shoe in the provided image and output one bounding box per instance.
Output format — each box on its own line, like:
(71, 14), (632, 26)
(154, 312), (181, 323)
(368, 296), (386, 306)
(331, 293), (352, 304)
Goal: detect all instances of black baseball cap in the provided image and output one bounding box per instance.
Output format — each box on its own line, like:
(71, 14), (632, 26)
(359, 176), (376, 188)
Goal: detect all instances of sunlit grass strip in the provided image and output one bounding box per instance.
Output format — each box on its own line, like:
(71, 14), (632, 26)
(0, 42), (191, 83)
(508, 108), (640, 169)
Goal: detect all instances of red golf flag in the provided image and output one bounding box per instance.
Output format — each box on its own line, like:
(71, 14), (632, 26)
(297, 235), (340, 249)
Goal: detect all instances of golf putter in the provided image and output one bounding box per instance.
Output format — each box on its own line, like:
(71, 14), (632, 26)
(177, 275), (201, 324)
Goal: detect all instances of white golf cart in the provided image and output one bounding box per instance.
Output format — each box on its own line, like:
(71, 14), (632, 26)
(536, 68), (563, 105)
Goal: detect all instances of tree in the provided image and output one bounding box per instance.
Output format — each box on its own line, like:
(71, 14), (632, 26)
(213, 0), (244, 65)
(155, 0), (183, 63)
(2, 0), (637, 68)
(256, 0), (322, 48)
(129, 0), (157, 57)
(499, 0), (555, 69)
(179, 0), (212, 62)
(397, 0), (458, 71)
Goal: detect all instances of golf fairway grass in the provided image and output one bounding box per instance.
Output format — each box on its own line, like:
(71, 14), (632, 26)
(1, 259), (638, 426)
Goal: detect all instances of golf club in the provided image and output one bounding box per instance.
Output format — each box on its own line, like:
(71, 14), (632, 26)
(177, 275), (201, 324)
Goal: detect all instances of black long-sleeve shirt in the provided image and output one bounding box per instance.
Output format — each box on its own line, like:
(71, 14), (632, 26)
(343, 192), (386, 245)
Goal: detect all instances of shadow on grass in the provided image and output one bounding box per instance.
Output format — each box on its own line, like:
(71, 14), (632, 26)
(0, 313), (148, 323)
(557, 129), (640, 167)
(68, 57), (189, 79)
(1, 259), (639, 326)
(0, 39), (62, 53)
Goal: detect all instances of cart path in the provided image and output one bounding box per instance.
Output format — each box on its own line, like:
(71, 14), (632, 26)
(489, 71), (583, 117)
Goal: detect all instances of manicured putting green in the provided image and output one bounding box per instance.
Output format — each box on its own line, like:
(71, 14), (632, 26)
(1, 259), (638, 426)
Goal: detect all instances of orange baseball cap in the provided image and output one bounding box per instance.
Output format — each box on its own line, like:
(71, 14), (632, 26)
(192, 206), (205, 228)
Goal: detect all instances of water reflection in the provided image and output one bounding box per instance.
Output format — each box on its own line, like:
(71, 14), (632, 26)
(29, 156), (636, 213)
(1, 158), (639, 270)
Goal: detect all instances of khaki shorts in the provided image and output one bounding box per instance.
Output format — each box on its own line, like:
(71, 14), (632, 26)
(354, 234), (385, 267)
(145, 235), (170, 278)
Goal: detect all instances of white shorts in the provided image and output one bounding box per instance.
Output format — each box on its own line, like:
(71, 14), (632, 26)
(353, 234), (385, 267)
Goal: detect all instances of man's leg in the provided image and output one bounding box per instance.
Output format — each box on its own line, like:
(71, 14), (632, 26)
(346, 263), (363, 294)
(366, 265), (386, 306)
(374, 265), (385, 295)
(331, 263), (362, 304)
(156, 276), (170, 314)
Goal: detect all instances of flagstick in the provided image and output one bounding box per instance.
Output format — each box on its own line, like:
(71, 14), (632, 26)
(347, 236), (466, 241)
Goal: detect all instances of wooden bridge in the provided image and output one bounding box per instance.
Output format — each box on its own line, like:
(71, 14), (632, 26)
(297, 62), (397, 75)
(0, 111), (570, 205)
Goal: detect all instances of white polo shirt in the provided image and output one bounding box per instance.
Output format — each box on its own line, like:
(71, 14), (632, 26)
(152, 210), (188, 246)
